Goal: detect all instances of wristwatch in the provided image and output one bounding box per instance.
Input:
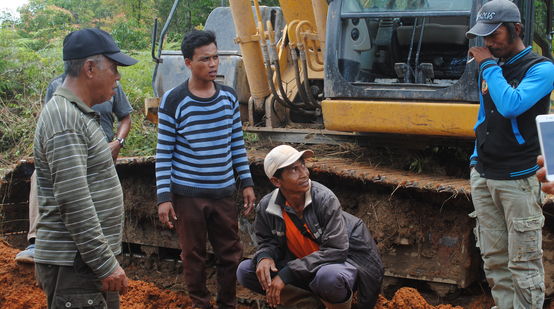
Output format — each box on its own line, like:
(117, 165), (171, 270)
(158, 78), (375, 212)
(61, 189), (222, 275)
(115, 137), (125, 148)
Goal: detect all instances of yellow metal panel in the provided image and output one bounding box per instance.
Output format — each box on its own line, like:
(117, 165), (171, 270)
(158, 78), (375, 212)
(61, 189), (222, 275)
(229, 0), (270, 99)
(311, 0), (328, 44)
(279, 0), (316, 26)
(322, 100), (479, 137)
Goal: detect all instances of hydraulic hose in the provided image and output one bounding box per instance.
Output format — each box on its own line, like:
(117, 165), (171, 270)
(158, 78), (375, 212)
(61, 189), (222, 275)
(290, 47), (313, 109)
(299, 48), (321, 108)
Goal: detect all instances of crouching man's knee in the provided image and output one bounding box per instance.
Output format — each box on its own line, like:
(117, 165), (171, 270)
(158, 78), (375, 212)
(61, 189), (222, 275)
(309, 263), (357, 304)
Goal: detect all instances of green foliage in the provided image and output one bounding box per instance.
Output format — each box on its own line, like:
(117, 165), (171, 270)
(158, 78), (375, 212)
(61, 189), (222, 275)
(0, 28), (62, 164)
(533, 0), (548, 38)
(0, 28), (62, 100)
(156, 0), (235, 43)
(120, 112), (158, 157)
(111, 20), (150, 50)
(117, 50), (158, 157)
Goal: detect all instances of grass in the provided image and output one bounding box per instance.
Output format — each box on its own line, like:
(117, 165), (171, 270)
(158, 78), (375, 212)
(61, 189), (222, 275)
(0, 43), (160, 164)
(117, 50), (158, 157)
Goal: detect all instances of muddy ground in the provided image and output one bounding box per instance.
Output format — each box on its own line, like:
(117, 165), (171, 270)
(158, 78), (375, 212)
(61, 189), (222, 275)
(0, 238), (529, 309)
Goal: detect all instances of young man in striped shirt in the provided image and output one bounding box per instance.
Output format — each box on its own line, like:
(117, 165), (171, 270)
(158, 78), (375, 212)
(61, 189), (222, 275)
(156, 30), (256, 309)
(33, 28), (137, 308)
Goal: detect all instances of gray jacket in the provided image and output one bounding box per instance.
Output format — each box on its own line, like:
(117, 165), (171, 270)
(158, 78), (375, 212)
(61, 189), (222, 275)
(253, 181), (383, 307)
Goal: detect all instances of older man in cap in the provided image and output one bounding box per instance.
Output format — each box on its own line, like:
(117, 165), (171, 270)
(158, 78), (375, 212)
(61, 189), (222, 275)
(33, 28), (137, 308)
(237, 145), (383, 309)
(466, 0), (554, 308)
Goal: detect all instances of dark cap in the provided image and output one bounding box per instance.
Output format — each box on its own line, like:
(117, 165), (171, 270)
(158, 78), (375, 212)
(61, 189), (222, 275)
(63, 28), (138, 66)
(466, 0), (521, 39)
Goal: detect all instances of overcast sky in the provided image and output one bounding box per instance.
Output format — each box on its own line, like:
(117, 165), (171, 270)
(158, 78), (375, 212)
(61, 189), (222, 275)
(0, 0), (29, 17)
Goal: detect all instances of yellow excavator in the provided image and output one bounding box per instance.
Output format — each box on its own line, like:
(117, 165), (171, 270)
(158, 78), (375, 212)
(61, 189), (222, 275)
(143, 0), (554, 298)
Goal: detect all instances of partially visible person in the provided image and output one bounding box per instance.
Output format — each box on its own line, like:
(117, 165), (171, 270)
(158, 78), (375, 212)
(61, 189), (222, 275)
(536, 155), (554, 194)
(45, 74), (133, 159)
(156, 29), (255, 309)
(466, 0), (554, 308)
(33, 28), (137, 308)
(15, 70), (133, 264)
(237, 145), (383, 309)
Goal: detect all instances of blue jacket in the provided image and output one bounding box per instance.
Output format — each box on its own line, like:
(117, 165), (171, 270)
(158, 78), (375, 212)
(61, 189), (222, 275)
(471, 47), (554, 179)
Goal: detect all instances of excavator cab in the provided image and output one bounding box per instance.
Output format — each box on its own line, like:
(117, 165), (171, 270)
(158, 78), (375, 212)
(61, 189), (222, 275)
(337, 0), (472, 85)
(320, 0), (552, 136)
(328, 0), (552, 102)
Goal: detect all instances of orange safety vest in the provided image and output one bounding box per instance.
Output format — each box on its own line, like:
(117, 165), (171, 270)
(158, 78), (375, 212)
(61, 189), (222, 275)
(282, 203), (320, 258)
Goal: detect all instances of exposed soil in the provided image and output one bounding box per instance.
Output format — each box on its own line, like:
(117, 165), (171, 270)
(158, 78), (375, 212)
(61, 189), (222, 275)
(374, 288), (463, 309)
(0, 239), (242, 309)
(0, 238), (502, 309)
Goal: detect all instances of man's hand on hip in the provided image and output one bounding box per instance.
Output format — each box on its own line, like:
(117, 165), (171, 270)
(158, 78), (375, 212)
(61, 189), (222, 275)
(158, 202), (177, 229)
(256, 258), (277, 291)
(101, 265), (128, 295)
(242, 186), (256, 216)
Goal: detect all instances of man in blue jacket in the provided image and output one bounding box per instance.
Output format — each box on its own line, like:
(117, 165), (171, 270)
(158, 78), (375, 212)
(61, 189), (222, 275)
(466, 1), (554, 308)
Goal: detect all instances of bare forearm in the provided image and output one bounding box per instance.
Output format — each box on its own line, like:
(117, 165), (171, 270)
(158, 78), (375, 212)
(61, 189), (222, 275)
(115, 115), (131, 139)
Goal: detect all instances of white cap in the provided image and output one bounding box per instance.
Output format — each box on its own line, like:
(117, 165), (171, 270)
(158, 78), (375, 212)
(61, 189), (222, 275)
(264, 145), (314, 179)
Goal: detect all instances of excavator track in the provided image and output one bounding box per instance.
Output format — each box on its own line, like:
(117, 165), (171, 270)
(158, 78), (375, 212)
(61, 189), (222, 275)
(1, 151), (553, 297)
(249, 149), (472, 196)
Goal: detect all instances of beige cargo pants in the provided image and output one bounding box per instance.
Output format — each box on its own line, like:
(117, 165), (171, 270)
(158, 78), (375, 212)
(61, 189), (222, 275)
(470, 168), (545, 309)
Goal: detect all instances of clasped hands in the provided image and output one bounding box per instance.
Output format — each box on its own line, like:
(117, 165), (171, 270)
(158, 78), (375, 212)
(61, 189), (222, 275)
(256, 258), (285, 307)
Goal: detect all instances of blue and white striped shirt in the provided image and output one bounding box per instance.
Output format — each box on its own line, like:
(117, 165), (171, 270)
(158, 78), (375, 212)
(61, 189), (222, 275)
(155, 80), (254, 203)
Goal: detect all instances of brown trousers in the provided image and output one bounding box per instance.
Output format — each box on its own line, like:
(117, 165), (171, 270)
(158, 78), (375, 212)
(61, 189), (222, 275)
(173, 195), (242, 309)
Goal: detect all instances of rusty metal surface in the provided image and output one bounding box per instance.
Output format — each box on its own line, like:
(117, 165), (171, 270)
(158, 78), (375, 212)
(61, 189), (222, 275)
(249, 150), (472, 197)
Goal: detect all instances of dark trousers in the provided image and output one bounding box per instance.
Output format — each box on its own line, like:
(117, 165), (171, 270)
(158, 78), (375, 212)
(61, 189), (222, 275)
(35, 254), (119, 309)
(237, 259), (357, 303)
(174, 195), (242, 309)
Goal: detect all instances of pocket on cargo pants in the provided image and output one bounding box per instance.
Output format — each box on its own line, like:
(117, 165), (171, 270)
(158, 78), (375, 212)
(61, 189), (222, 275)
(509, 215), (544, 262)
(510, 215), (545, 309)
(515, 274), (544, 309)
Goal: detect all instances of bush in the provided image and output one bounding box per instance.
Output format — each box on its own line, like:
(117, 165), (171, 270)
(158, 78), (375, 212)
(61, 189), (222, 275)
(0, 35), (160, 163)
(0, 28), (62, 99)
(111, 19), (151, 50)
(0, 28), (63, 164)
(118, 50), (158, 157)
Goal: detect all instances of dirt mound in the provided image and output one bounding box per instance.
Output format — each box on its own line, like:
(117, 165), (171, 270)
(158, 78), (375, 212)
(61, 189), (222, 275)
(375, 287), (463, 309)
(121, 281), (191, 308)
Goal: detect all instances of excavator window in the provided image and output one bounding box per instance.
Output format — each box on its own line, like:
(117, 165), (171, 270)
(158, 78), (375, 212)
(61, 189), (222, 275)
(343, 0), (472, 12)
(325, 0), (550, 102)
(338, 0), (471, 85)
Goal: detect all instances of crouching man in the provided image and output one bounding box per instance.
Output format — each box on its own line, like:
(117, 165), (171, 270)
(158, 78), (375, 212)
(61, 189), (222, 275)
(237, 145), (384, 308)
